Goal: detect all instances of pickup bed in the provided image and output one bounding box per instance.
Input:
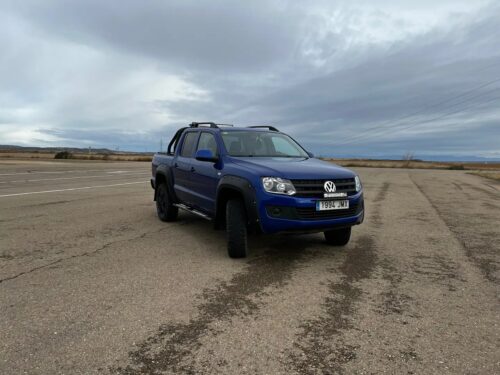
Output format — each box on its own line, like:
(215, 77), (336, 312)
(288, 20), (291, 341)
(151, 122), (364, 258)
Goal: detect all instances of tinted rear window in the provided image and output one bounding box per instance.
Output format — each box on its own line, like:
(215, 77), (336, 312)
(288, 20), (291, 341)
(180, 132), (198, 157)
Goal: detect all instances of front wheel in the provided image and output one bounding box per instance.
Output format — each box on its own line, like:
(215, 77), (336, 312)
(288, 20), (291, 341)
(226, 199), (248, 258)
(156, 183), (178, 222)
(324, 227), (351, 246)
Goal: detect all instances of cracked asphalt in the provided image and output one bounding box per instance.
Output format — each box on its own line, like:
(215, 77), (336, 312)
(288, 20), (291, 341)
(1, 160), (499, 374)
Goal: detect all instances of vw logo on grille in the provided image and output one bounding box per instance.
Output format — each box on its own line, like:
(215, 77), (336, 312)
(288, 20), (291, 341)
(324, 181), (336, 193)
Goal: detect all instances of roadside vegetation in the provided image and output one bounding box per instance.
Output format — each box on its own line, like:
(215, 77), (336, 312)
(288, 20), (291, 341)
(55, 153), (153, 161)
(0, 150), (152, 162)
(327, 158), (499, 171)
(0, 150), (498, 171)
(54, 151), (73, 159)
(54, 153), (153, 161)
(468, 171), (500, 181)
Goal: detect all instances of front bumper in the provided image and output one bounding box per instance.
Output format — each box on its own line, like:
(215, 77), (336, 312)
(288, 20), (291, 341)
(256, 191), (364, 234)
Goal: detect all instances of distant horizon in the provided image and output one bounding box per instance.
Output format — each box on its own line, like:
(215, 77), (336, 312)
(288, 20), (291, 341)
(2, 144), (499, 162)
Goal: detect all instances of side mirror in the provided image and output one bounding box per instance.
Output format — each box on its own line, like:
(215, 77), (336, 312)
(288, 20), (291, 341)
(307, 151), (315, 158)
(195, 149), (218, 162)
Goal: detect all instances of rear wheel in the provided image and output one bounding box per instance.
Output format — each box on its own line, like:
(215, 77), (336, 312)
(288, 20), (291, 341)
(324, 227), (351, 246)
(226, 199), (248, 258)
(156, 183), (178, 222)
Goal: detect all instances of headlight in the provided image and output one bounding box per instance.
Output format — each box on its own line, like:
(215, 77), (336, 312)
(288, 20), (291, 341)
(355, 175), (362, 192)
(261, 177), (296, 195)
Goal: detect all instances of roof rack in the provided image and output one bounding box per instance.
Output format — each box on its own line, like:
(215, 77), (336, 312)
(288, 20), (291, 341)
(247, 125), (279, 132)
(189, 122), (234, 128)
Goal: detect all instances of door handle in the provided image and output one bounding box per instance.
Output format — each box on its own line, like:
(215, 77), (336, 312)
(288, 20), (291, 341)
(190, 167), (196, 172)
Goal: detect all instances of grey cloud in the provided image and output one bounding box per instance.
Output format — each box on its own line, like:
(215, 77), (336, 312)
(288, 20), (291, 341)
(5, 0), (304, 73)
(1, 1), (499, 158)
(188, 3), (500, 157)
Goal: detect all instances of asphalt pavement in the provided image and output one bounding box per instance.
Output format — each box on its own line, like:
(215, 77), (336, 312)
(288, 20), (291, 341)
(1, 159), (499, 374)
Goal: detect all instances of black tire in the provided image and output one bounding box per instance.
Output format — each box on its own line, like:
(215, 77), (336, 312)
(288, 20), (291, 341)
(226, 199), (248, 258)
(324, 227), (351, 246)
(156, 183), (178, 222)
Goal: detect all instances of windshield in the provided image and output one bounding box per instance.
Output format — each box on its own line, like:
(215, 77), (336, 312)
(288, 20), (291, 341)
(221, 131), (309, 158)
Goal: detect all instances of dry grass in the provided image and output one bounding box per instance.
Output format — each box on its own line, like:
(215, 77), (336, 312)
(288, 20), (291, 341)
(75, 154), (153, 162)
(326, 158), (500, 171)
(0, 151), (152, 162)
(468, 171), (500, 181)
(0, 151), (57, 159)
(1, 150), (498, 170)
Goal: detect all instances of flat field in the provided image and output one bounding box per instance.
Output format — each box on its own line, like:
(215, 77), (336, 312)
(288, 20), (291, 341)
(2, 150), (500, 171)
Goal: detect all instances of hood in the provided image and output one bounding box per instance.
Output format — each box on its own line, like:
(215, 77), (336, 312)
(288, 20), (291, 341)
(229, 157), (356, 179)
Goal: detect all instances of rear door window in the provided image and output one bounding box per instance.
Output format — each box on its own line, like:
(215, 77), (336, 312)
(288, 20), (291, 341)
(180, 132), (199, 158)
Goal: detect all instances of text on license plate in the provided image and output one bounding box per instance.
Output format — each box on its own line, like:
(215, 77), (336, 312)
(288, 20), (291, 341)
(316, 200), (349, 211)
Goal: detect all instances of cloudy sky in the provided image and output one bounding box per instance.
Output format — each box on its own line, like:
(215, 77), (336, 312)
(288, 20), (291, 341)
(1, 0), (499, 159)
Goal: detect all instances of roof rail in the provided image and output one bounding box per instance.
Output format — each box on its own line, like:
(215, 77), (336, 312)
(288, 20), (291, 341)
(189, 122), (234, 128)
(247, 125), (279, 132)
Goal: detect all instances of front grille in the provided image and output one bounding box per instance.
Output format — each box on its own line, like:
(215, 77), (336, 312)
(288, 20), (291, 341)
(296, 203), (360, 220)
(266, 202), (362, 221)
(292, 178), (356, 198)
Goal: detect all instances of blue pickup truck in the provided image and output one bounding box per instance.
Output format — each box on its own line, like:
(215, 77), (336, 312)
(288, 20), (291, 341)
(151, 122), (364, 258)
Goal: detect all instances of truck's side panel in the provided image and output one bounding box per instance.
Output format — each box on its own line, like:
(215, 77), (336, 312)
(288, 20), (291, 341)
(216, 175), (259, 230)
(189, 131), (222, 214)
(154, 161), (177, 202)
(171, 131), (199, 205)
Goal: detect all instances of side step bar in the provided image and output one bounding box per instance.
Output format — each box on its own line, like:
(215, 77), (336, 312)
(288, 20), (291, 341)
(173, 203), (212, 221)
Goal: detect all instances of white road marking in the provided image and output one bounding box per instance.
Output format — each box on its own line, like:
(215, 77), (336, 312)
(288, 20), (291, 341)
(0, 172), (150, 184)
(0, 181), (147, 198)
(0, 169), (143, 177)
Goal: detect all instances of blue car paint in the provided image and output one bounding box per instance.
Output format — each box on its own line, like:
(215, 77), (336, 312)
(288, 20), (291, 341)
(152, 127), (364, 234)
(255, 188), (364, 234)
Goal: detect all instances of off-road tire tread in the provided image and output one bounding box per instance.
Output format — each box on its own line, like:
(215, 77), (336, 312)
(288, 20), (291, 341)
(226, 199), (248, 258)
(156, 183), (178, 222)
(324, 227), (351, 246)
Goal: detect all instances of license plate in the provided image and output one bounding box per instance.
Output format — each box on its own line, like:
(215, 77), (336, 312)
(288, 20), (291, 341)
(316, 200), (349, 211)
